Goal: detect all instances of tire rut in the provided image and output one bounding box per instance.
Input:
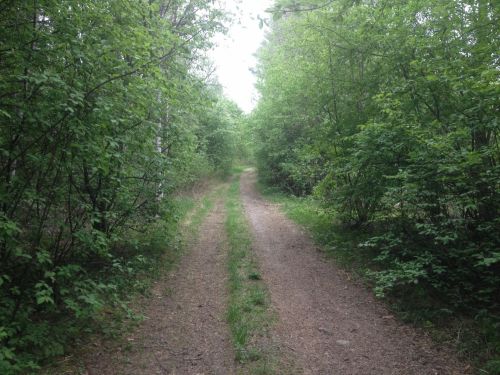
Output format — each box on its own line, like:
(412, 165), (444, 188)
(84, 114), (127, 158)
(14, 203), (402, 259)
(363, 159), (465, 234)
(85, 198), (235, 375)
(240, 170), (466, 375)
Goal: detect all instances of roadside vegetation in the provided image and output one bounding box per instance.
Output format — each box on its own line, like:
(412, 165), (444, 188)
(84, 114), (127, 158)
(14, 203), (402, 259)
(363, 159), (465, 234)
(39, 187), (217, 374)
(0, 1), (247, 372)
(258, 181), (499, 372)
(225, 172), (276, 374)
(252, 0), (499, 372)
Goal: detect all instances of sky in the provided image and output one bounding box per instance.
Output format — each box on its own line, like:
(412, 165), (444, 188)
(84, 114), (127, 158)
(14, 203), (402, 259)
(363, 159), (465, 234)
(209, 0), (274, 113)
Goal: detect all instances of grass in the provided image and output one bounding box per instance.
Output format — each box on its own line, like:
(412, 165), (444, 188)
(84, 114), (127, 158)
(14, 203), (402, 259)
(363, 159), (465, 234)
(225, 175), (277, 374)
(182, 192), (216, 240)
(257, 179), (500, 375)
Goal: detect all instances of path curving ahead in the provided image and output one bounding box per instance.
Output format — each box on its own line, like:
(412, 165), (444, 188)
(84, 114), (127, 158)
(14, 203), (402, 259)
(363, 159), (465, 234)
(240, 170), (466, 375)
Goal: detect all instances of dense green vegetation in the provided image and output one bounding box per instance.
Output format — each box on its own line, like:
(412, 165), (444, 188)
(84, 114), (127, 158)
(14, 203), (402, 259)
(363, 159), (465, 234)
(0, 1), (244, 372)
(252, 0), (499, 369)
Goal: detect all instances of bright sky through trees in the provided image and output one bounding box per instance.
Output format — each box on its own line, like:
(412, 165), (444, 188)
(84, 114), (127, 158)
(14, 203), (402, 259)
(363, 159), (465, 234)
(209, 0), (273, 113)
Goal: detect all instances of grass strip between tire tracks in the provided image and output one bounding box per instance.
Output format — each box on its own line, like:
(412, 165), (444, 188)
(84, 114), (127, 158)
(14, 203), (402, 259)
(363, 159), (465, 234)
(225, 174), (276, 374)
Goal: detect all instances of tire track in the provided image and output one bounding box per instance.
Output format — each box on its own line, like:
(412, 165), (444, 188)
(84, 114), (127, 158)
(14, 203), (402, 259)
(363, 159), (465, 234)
(85, 197), (235, 375)
(240, 170), (465, 375)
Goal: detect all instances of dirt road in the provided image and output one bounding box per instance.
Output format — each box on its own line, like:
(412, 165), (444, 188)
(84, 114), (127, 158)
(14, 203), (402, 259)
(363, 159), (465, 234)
(83, 173), (466, 374)
(240, 170), (465, 375)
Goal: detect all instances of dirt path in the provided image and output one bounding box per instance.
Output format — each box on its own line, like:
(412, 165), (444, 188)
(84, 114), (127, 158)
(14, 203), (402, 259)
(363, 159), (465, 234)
(85, 198), (235, 375)
(240, 170), (466, 375)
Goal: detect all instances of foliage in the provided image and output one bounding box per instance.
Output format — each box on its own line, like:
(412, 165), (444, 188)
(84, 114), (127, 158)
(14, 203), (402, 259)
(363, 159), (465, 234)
(197, 95), (244, 176)
(253, 0), (499, 370)
(0, 1), (244, 372)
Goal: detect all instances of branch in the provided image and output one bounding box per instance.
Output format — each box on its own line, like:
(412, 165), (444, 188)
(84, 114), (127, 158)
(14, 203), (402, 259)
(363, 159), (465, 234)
(84, 30), (202, 100)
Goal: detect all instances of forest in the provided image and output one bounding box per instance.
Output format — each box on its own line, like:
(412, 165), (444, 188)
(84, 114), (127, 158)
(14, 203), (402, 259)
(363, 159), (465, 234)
(252, 0), (499, 369)
(0, 0), (499, 374)
(0, 1), (246, 372)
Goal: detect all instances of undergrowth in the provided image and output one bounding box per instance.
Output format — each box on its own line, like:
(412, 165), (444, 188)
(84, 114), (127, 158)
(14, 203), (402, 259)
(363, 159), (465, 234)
(37, 189), (217, 374)
(257, 181), (500, 375)
(225, 175), (276, 374)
